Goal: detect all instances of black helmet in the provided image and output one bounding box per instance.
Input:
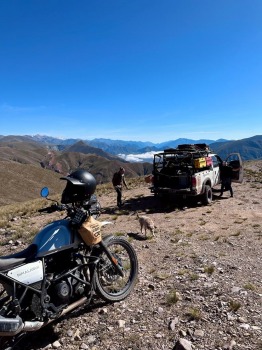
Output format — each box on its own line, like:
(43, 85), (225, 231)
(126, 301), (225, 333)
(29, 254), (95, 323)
(60, 169), (96, 204)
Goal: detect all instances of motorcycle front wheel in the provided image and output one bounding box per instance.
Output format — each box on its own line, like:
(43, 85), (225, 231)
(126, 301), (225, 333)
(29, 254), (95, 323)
(94, 236), (138, 302)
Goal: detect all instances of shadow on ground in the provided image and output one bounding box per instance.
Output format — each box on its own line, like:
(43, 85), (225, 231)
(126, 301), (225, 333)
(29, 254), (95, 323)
(3, 299), (109, 350)
(102, 193), (226, 215)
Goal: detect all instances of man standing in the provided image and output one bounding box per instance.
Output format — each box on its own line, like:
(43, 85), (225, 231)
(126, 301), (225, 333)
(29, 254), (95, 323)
(219, 161), (234, 197)
(112, 167), (129, 208)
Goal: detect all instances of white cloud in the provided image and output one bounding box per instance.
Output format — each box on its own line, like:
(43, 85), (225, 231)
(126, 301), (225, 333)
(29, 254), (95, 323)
(118, 151), (160, 163)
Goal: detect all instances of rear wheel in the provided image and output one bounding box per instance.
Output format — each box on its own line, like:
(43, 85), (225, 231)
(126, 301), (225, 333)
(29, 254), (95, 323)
(94, 237), (138, 302)
(202, 185), (212, 205)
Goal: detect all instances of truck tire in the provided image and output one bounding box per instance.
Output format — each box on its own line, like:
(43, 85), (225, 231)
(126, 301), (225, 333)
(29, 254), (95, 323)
(202, 185), (212, 205)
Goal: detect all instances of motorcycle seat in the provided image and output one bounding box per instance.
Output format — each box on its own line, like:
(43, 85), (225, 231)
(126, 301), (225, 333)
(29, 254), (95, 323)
(0, 244), (38, 271)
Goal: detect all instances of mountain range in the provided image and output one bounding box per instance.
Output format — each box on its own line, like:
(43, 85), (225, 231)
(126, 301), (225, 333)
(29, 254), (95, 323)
(10, 135), (229, 155)
(2, 133), (261, 159)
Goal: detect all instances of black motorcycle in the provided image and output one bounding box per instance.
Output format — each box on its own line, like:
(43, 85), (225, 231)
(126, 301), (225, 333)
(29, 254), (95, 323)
(0, 187), (138, 349)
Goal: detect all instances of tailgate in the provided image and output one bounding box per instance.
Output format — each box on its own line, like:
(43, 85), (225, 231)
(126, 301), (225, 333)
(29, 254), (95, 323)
(154, 171), (192, 190)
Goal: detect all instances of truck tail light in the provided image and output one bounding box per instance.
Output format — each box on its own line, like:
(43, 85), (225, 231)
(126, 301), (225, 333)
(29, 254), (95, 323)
(145, 175), (154, 184)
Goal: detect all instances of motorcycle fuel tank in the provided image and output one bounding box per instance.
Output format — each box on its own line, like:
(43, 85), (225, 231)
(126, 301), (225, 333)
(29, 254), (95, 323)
(33, 219), (75, 255)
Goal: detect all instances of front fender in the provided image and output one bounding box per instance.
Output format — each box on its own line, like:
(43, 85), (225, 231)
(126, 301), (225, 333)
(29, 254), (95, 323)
(103, 235), (115, 245)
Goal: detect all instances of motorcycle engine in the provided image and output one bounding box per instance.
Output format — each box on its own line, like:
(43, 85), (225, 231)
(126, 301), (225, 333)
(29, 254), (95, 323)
(54, 280), (71, 303)
(49, 270), (85, 306)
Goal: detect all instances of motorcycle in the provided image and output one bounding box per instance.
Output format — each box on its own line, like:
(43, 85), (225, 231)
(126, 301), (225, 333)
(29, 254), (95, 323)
(0, 187), (138, 349)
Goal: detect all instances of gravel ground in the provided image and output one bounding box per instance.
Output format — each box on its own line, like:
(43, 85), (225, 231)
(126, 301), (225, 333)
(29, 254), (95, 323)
(0, 161), (261, 350)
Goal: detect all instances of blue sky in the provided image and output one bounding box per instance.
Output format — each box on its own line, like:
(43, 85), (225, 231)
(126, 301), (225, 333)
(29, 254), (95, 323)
(0, 0), (261, 143)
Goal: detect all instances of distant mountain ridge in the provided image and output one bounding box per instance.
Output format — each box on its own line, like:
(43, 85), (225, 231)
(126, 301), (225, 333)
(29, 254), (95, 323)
(3, 134), (229, 155)
(209, 135), (262, 161)
(1, 134), (262, 162)
(65, 141), (123, 162)
(19, 134), (262, 161)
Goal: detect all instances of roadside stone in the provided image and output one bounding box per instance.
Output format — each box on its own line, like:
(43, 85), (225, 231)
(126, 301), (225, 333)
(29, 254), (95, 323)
(227, 314), (236, 321)
(173, 338), (192, 350)
(99, 307), (108, 314)
(179, 330), (187, 337)
(80, 343), (89, 349)
(73, 329), (81, 340)
(52, 341), (62, 349)
(194, 329), (204, 337)
(67, 329), (74, 337)
(239, 324), (250, 330)
(148, 283), (155, 290)
(87, 335), (96, 344)
(237, 317), (247, 323)
(231, 287), (241, 294)
(169, 317), (179, 331)
(176, 291), (182, 301)
(223, 339), (237, 349)
(155, 333), (163, 338)
(118, 320), (125, 328)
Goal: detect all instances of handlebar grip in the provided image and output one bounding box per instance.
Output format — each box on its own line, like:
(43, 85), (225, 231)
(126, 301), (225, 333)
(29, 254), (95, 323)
(39, 203), (68, 213)
(56, 204), (67, 211)
(38, 204), (63, 213)
(38, 207), (53, 213)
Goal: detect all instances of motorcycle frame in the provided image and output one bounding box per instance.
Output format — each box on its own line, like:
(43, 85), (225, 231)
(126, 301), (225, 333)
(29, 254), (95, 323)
(0, 245), (100, 320)
(0, 233), (124, 322)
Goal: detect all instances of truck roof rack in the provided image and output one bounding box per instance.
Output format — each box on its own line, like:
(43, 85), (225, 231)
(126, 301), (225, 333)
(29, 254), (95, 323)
(164, 143), (211, 154)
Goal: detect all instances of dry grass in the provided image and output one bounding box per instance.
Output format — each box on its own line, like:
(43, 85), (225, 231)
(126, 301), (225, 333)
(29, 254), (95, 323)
(166, 289), (180, 305)
(185, 307), (202, 321)
(228, 299), (241, 312)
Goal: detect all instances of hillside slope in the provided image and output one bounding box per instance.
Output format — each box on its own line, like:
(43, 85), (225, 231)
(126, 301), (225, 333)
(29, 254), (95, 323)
(64, 140), (122, 161)
(0, 157), (152, 205)
(0, 161), (64, 205)
(211, 135), (262, 160)
(0, 138), (48, 165)
(0, 138), (153, 204)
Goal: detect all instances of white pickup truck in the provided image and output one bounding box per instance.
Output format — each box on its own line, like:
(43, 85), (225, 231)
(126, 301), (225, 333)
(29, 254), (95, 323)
(150, 144), (243, 205)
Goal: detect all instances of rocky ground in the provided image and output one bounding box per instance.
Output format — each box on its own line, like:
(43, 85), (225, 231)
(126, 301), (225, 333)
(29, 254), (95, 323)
(0, 161), (261, 350)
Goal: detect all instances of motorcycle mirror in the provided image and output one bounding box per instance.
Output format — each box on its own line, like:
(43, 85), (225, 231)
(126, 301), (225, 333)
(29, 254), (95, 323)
(40, 187), (49, 198)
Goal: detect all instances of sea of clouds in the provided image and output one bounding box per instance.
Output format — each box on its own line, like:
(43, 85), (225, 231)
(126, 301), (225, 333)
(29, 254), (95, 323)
(117, 151), (162, 163)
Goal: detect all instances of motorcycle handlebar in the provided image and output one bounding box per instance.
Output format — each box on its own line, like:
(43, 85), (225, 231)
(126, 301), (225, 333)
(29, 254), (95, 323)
(38, 203), (101, 217)
(38, 204), (67, 213)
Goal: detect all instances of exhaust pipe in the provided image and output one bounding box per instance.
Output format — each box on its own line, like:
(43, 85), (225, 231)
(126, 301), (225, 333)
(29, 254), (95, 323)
(0, 316), (44, 336)
(0, 316), (23, 336)
(23, 321), (44, 332)
(44, 296), (88, 327)
(0, 297), (88, 336)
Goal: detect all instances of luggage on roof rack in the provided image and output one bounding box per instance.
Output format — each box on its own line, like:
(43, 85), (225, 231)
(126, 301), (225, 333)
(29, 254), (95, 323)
(194, 143), (210, 151)
(176, 143), (211, 152)
(177, 144), (196, 150)
(164, 148), (176, 152)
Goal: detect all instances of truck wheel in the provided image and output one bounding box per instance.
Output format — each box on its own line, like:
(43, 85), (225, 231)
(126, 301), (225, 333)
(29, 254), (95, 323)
(202, 185), (212, 205)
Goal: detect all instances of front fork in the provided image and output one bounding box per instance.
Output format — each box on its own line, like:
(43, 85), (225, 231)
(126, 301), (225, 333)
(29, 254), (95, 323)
(98, 241), (124, 277)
